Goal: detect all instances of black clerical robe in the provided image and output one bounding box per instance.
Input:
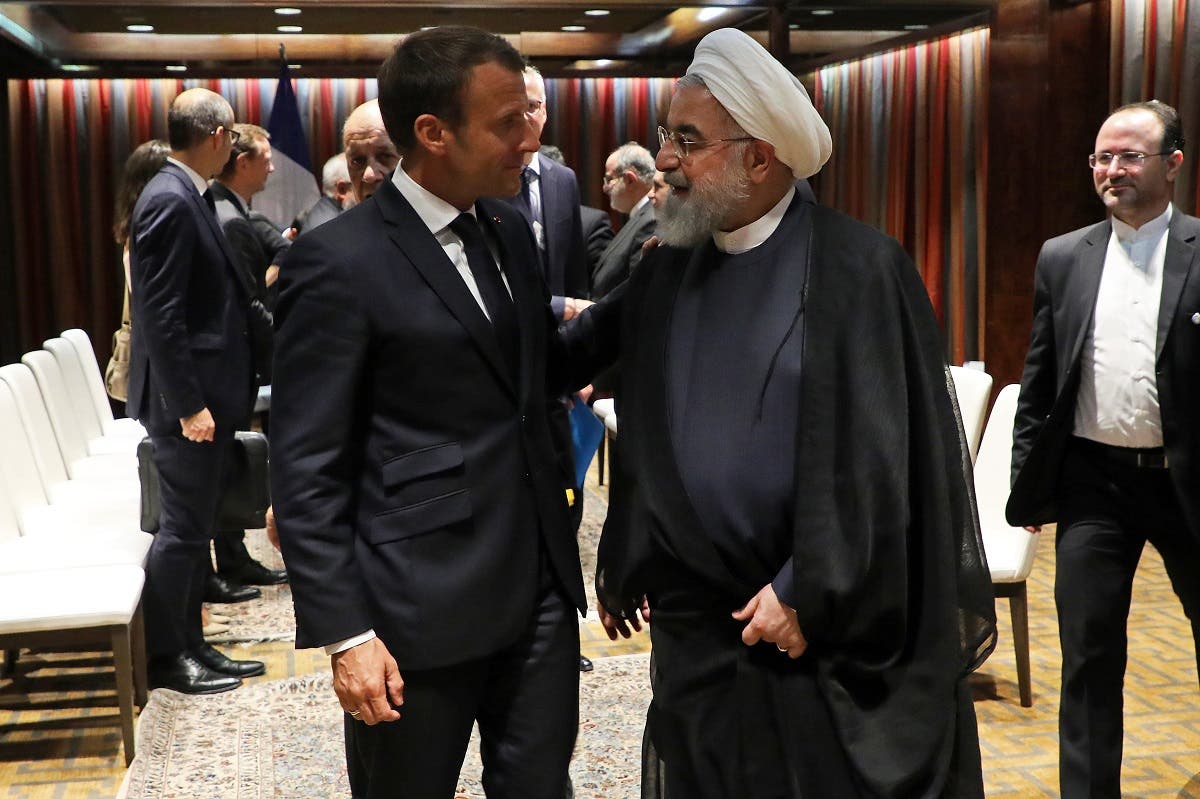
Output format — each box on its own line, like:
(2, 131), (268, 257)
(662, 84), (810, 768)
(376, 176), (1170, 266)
(596, 196), (996, 798)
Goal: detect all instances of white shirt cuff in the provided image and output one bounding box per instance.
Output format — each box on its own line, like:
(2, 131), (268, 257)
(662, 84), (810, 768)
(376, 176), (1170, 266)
(324, 629), (377, 655)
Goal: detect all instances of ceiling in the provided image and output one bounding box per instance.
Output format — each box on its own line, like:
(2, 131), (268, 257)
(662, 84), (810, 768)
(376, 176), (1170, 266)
(0, 0), (992, 78)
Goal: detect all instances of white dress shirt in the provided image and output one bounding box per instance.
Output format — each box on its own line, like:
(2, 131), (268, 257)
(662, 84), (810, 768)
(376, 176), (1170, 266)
(325, 165), (512, 656)
(525, 153), (546, 250)
(1073, 204), (1171, 448)
(167, 157), (208, 196)
(712, 186), (795, 255)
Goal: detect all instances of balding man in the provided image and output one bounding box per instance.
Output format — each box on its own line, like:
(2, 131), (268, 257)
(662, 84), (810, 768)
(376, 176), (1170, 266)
(592, 142), (658, 300)
(128, 88), (265, 694)
(342, 98), (400, 203)
(294, 153), (354, 235)
(591, 29), (995, 797)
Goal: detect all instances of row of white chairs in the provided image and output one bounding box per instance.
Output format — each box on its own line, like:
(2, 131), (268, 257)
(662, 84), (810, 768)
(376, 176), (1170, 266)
(592, 367), (1040, 707)
(0, 329), (150, 765)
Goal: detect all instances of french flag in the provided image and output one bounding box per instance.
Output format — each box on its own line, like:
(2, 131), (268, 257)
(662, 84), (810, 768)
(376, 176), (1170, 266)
(253, 61), (320, 228)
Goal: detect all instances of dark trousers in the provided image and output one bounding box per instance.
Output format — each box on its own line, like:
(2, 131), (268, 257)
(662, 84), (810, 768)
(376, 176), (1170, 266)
(213, 529), (251, 573)
(1055, 443), (1200, 799)
(142, 433), (230, 657)
(345, 585), (580, 799)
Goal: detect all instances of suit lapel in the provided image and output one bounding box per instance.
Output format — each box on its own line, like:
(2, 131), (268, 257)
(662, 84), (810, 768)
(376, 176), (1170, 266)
(538, 155), (565, 269)
(1157, 215), (1199, 361)
(375, 181), (516, 397)
(1065, 221), (1110, 366)
(162, 166), (252, 299)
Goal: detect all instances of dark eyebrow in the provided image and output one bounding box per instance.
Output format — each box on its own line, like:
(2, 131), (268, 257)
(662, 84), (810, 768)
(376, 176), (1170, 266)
(671, 123), (705, 139)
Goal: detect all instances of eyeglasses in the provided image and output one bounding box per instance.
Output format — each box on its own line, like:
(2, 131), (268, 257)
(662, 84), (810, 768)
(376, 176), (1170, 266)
(212, 126), (241, 145)
(657, 125), (754, 160)
(1088, 150), (1171, 169)
(602, 172), (620, 185)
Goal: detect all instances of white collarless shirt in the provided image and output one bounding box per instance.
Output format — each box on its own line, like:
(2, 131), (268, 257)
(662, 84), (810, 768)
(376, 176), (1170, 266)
(712, 186), (795, 255)
(1073, 204), (1171, 448)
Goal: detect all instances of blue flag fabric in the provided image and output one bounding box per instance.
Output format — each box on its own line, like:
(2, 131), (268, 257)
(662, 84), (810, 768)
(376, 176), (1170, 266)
(267, 62), (311, 169)
(570, 395), (605, 489)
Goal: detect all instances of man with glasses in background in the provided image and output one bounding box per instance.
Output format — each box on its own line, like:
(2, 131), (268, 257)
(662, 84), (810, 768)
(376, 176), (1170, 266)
(1008, 100), (1200, 799)
(128, 88), (265, 693)
(592, 28), (995, 798)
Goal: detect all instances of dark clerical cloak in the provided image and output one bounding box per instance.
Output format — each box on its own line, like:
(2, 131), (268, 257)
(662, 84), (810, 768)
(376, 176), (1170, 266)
(597, 197), (996, 798)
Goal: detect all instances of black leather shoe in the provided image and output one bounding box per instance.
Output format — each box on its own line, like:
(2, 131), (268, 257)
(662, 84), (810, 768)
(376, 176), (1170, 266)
(225, 560), (288, 586)
(193, 644), (266, 678)
(579, 655), (594, 673)
(148, 652), (242, 694)
(205, 574), (262, 604)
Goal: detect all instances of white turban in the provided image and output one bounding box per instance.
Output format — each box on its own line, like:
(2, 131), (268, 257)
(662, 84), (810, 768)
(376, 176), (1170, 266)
(685, 28), (832, 180)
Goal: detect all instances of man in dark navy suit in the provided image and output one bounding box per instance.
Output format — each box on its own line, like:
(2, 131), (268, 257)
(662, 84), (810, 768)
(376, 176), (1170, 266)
(128, 88), (266, 694)
(271, 27), (612, 798)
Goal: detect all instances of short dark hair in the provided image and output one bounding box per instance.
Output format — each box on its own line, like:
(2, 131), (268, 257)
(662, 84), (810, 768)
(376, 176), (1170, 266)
(1112, 100), (1185, 153)
(376, 26), (526, 151)
(167, 92), (232, 151)
(219, 123), (270, 180)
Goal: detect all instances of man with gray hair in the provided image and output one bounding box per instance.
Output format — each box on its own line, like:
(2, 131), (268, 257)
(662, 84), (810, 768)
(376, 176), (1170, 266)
(592, 28), (995, 797)
(293, 153), (354, 235)
(128, 88), (264, 694)
(591, 142), (658, 299)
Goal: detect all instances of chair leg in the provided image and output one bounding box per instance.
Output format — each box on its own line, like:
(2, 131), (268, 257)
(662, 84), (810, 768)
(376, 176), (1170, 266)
(1009, 581), (1032, 707)
(132, 603), (148, 708)
(597, 432), (606, 486)
(111, 624), (137, 766)
(1, 648), (17, 678)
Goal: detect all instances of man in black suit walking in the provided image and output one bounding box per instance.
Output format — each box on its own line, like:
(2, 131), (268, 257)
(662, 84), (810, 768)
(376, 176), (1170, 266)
(128, 88), (266, 694)
(592, 142), (658, 300)
(1008, 100), (1200, 799)
(271, 27), (610, 798)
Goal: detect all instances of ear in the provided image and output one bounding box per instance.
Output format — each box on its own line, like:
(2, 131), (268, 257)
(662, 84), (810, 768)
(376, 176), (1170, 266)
(413, 113), (449, 156)
(622, 170), (638, 188)
(1165, 149), (1184, 182)
(745, 139), (776, 184)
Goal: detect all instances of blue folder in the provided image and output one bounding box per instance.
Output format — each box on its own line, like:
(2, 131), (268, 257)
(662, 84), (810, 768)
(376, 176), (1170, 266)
(569, 395), (605, 489)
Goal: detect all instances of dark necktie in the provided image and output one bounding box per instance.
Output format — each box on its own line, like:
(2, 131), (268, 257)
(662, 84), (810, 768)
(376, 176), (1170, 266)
(448, 213), (520, 375)
(514, 167), (535, 223)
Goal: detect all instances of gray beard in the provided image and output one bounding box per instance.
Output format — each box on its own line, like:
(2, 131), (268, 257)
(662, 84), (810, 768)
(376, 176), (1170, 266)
(655, 159), (752, 248)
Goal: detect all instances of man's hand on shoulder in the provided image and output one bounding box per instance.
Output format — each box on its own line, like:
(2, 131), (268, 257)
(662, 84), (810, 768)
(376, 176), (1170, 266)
(332, 637), (404, 726)
(180, 407), (216, 442)
(732, 583), (808, 659)
(562, 297), (595, 321)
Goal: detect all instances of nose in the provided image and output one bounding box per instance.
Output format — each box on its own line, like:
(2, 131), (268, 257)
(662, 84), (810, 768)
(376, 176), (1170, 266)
(655, 146), (679, 170)
(364, 160), (384, 182)
(519, 114), (540, 154)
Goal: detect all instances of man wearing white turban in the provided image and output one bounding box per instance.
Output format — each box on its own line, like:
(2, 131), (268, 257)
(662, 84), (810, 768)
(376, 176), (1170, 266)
(586, 27), (996, 798)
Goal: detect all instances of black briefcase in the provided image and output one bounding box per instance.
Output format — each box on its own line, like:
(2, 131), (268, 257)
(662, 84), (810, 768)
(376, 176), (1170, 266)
(137, 431), (271, 533)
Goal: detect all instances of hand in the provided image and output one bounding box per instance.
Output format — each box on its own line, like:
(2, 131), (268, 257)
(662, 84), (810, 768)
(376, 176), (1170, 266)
(265, 505), (280, 550)
(180, 407), (216, 442)
(597, 596), (651, 641)
(641, 235), (660, 254)
(732, 583), (807, 659)
(283, 227), (297, 241)
(578, 384), (594, 404)
(265, 264), (281, 287)
(562, 297), (595, 321)
(1024, 525), (1042, 534)
(332, 638), (404, 726)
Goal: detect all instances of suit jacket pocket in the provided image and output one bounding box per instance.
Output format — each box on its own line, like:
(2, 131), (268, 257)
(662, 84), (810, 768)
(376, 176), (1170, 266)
(366, 489), (472, 545)
(382, 442), (464, 488)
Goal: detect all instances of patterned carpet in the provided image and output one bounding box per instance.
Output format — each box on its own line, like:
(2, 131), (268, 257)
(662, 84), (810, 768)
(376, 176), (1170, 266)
(6, 487), (1200, 797)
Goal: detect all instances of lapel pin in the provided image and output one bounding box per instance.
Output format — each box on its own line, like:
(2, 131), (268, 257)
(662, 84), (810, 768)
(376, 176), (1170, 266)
(492, 216), (502, 224)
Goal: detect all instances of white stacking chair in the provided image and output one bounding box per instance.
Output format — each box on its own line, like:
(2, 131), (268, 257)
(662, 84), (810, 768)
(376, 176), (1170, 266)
(20, 349), (138, 459)
(60, 328), (146, 439)
(0, 377), (142, 533)
(0, 565), (146, 765)
(46, 336), (144, 442)
(591, 398), (618, 485)
(949, 365), (994, 464)
(0, 365), (140, 514)
(974, 384), (1039, 707)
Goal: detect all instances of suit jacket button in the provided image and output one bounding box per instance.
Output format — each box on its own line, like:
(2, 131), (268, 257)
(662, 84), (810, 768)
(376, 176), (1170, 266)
(1191, 312), (1200, 325)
